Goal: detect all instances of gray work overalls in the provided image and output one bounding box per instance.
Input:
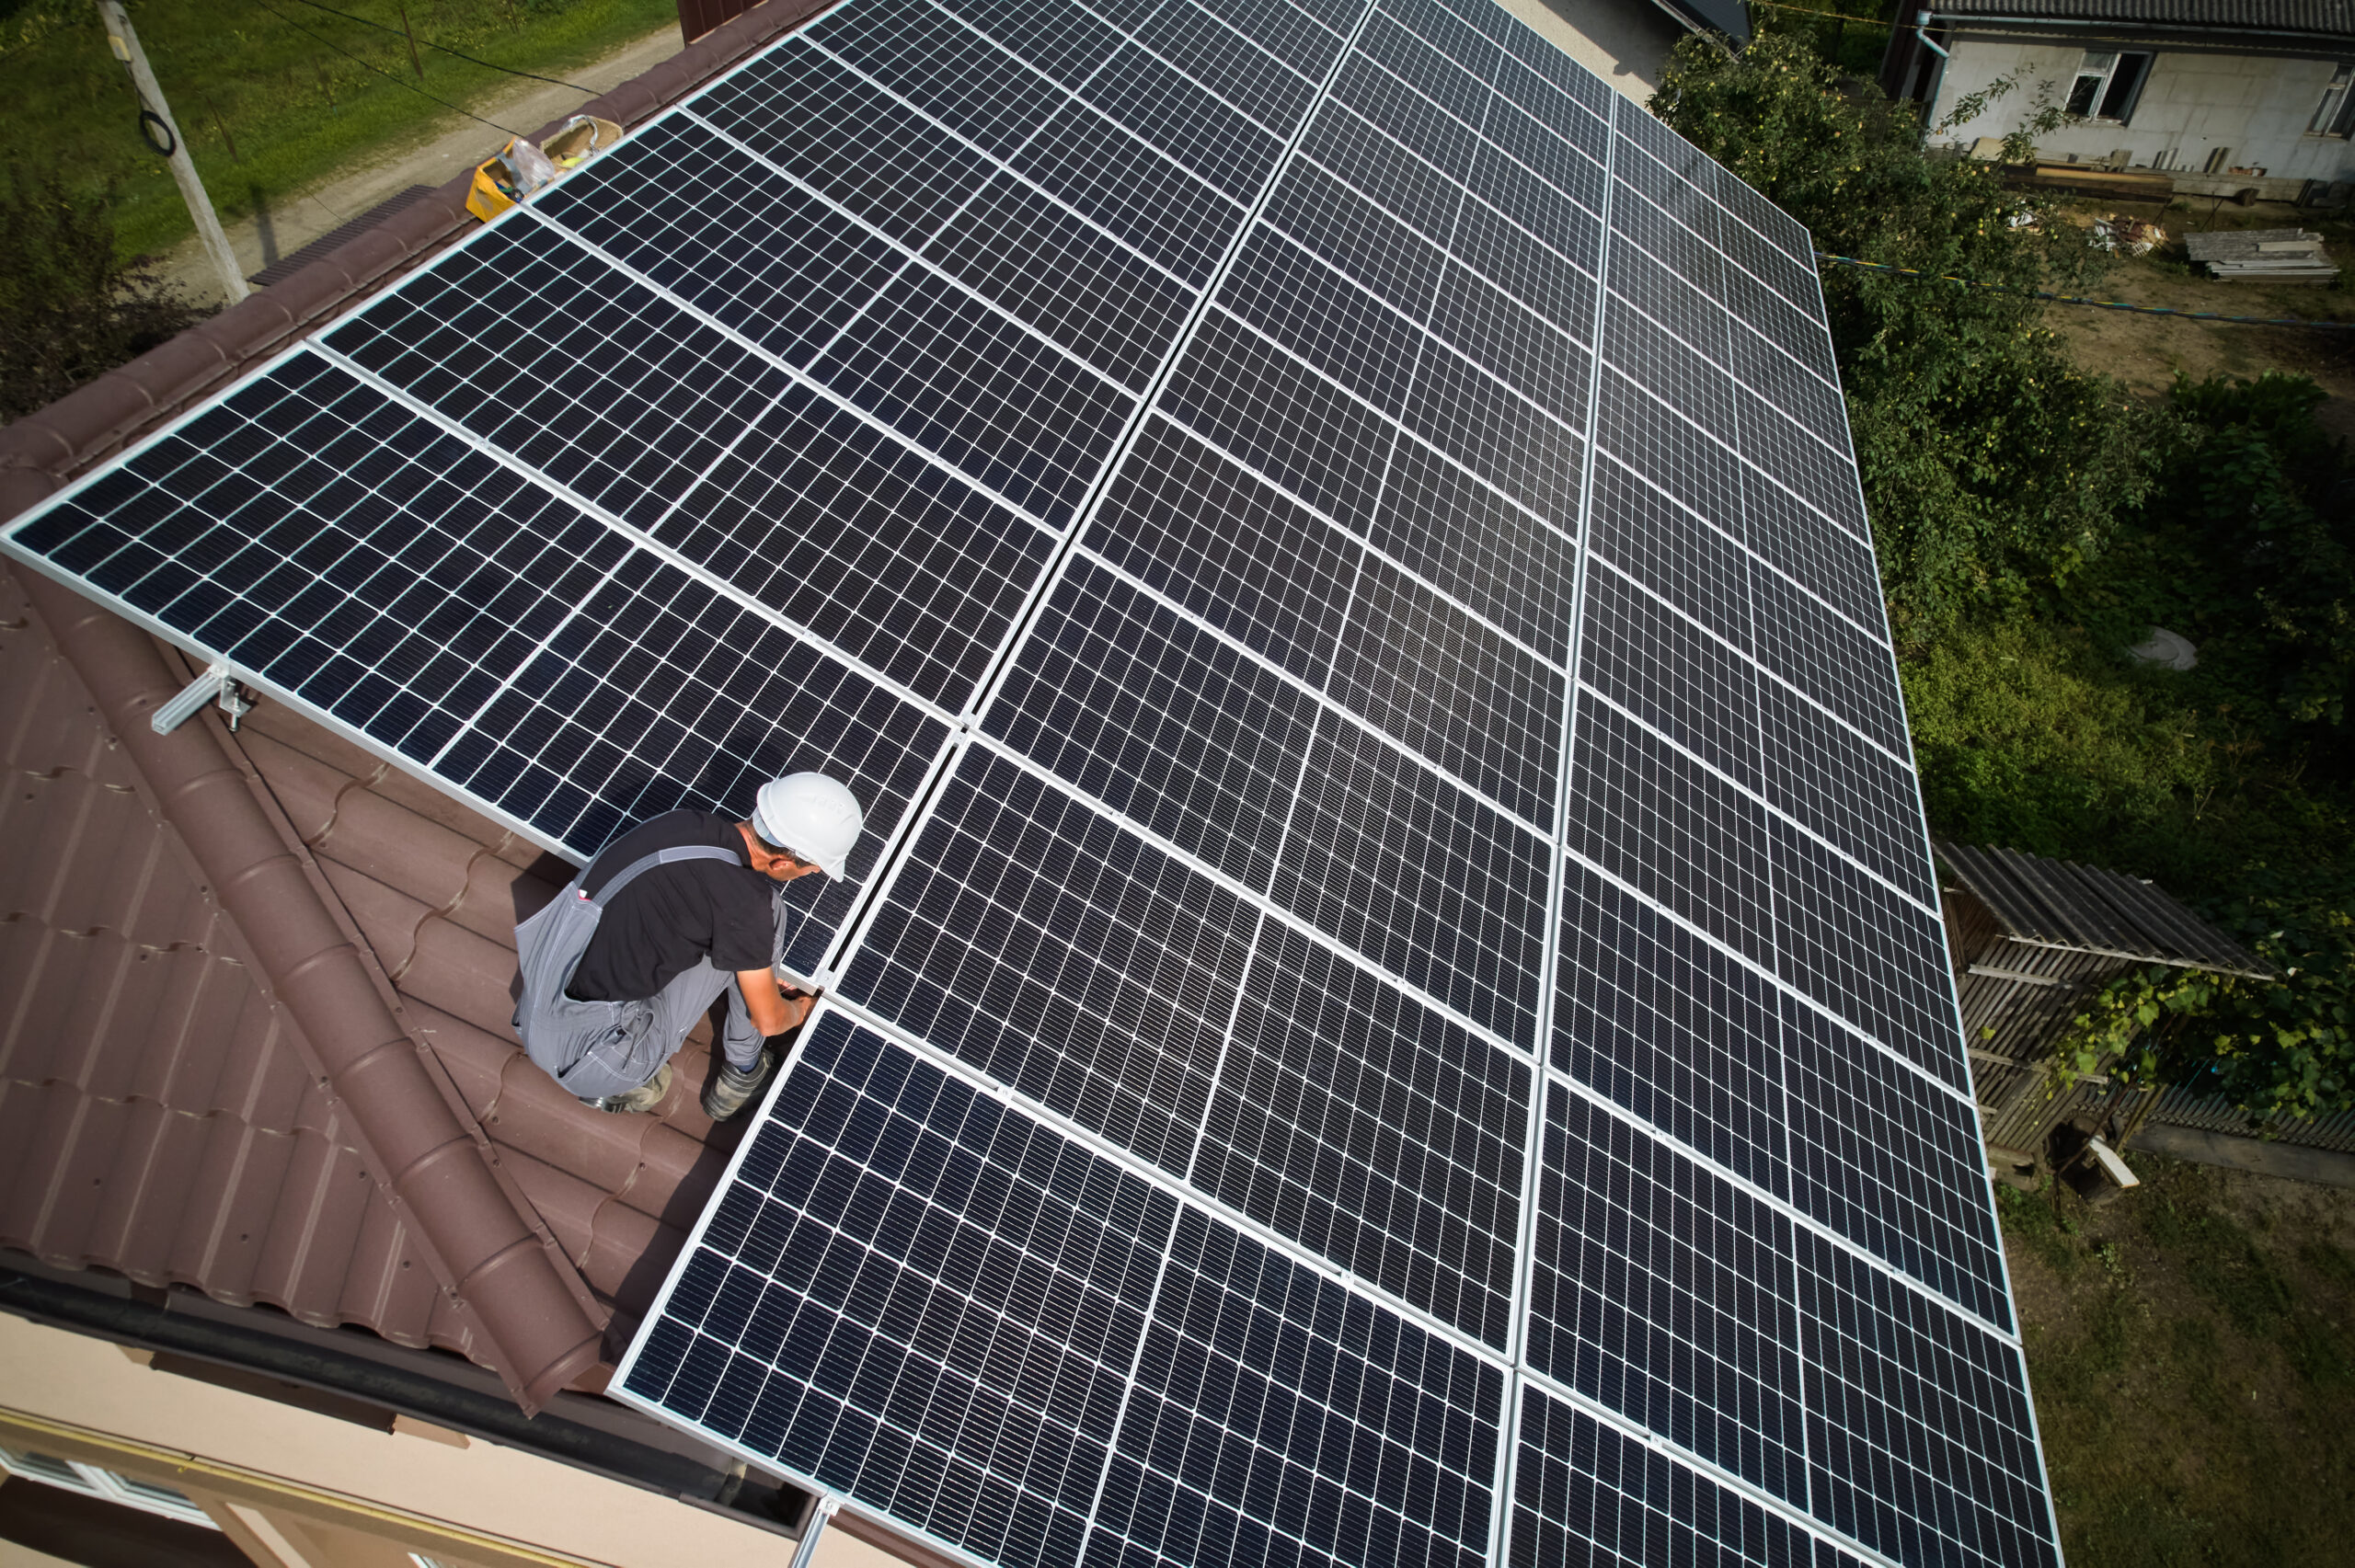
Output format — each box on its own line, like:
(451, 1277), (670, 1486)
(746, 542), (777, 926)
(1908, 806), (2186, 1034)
(512, 844), (777, 1102)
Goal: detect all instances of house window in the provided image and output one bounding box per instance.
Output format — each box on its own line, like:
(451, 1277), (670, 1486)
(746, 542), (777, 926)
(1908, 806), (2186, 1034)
(2310, 64), (2355, 134)
(0, 1447), (219, 1529)
(2067, 51), (2152, 122)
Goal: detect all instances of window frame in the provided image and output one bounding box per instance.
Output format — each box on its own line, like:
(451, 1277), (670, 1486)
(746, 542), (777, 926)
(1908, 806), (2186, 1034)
(2066, 50), (2154, 124)
(2310, 63), (2355, 136)
(0, 1447), (220, 1529)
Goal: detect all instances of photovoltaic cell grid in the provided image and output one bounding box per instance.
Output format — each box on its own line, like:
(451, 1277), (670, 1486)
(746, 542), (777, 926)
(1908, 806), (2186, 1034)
(0, 0), (2058, 1563)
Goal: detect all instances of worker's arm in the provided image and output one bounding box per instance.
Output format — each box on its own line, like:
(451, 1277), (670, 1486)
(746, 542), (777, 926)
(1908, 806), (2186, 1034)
(736, 969), (816, 1037)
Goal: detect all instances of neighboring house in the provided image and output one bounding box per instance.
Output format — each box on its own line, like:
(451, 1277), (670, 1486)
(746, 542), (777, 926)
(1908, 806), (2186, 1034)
(0, 0), (1688, 1565)
(1883, 0), (2355, 200)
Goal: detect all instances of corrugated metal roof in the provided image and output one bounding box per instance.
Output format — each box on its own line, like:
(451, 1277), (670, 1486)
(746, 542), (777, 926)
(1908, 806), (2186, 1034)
(1935, 0), (2355, 35)
(1936, 841), (2274, 978)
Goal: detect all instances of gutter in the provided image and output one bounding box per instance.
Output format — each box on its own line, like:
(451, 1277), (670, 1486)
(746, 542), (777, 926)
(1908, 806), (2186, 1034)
(1915, 11), (2355, 45)
(0, 1261), (809, 1532)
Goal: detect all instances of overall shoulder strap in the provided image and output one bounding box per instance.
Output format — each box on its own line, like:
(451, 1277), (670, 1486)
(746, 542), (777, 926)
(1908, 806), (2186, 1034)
(584, 843), (745, 909)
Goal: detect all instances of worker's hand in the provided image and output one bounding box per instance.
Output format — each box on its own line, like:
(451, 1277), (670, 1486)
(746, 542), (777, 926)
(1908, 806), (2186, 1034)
(736, 968), (820, 1036)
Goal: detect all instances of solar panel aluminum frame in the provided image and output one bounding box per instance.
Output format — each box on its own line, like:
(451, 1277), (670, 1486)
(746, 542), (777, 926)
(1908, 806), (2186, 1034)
(0, 29), (1101, 991)
(1, 0), (2074, 1559)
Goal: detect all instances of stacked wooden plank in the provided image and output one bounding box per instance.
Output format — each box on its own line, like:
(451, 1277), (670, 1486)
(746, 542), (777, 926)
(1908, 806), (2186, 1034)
(2187, 229), (2338, 280)
(2002, 161), (2174, 203)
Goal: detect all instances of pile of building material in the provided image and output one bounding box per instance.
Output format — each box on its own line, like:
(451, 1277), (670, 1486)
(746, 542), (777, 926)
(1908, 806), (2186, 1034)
(2002, 161), (2174, 205)
(2186, 229), (2339, 281)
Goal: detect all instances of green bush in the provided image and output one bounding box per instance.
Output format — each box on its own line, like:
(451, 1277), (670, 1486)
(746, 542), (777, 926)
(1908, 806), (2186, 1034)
(0, 164), (207, 421)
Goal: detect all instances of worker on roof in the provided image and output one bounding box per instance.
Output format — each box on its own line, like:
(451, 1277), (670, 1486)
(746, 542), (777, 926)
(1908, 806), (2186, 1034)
(511, 773), (866, 1121)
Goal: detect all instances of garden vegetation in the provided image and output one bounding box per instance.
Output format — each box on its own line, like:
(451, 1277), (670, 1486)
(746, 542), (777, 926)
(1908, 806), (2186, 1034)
(1653, 29), (2353, 1119)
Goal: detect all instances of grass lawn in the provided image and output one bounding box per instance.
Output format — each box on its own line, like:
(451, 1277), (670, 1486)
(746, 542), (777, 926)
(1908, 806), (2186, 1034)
(2003, 1155), (2355, 1565)
(1, 0), (677, 261)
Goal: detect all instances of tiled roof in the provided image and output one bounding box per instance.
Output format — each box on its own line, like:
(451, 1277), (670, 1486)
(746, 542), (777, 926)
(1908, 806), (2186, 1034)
(231, 696), (751, 1337)
(0, 0), (838, 1410)
(1934, 0), (2355, 35)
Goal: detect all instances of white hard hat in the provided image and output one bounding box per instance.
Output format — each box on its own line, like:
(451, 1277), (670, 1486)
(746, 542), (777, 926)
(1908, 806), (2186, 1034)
(752, 773), (865, 878)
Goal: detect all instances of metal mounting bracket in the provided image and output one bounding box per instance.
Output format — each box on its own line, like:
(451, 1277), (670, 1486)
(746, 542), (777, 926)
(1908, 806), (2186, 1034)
(152, 660), (254, 735)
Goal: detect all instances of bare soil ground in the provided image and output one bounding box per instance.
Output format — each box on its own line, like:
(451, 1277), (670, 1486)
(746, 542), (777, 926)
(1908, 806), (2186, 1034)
(2046, 200), (2355, 438)
(2001, 1153), (2355, 1566)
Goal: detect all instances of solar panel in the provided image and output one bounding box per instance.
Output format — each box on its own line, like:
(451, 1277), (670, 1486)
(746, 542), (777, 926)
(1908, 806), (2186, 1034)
(1, 0), (2062, 1563)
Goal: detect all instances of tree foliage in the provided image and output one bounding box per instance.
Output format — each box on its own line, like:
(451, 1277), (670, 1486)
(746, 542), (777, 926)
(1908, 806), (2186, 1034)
(1650, 31), (2158, 640)
(0, 164), (206, 423)
(1649, 32), (2354, 1117)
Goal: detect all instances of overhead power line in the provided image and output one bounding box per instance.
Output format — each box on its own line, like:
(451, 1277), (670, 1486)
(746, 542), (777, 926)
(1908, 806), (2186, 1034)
(1814, 250), (2355, 330)
(248, 0), (528, 136)
(276, 0), (597, 93)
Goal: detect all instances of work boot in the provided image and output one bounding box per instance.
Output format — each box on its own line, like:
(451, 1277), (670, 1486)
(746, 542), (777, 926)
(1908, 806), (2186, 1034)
(581, 1063), (671, 1116)
(702, 1047), (778, 1122)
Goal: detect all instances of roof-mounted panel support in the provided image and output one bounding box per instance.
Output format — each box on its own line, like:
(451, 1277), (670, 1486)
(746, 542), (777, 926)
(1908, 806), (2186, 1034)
(151, 660), (252, 735)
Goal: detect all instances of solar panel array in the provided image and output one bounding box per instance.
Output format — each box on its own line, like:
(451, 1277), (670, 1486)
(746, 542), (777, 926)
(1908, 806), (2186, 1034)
(1, 0), (2062, 1562)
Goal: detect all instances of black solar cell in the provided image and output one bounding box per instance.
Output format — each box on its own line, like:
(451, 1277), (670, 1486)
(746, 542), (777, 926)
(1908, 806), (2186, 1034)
(1556, 858), (1790, 1195)
(1530, 1085), (1808, 1503)
(534, 118), (908, 366)
(1194, 921), (1531, 1346)
(1512, 1389), (1870, 1568)
(841, 748), (1258, 1175)
(5, 1), (2062, 1562)
(989, 555), (1321, 888)
(1274, 708), (1550, 1047)
(1083, 417), (1359, 686)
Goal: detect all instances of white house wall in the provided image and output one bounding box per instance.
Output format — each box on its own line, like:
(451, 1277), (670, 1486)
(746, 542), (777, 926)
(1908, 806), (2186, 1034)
(1931, 38), (2355, 182)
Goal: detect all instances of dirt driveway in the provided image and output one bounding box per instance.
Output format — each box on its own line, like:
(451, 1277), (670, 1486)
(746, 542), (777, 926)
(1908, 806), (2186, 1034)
(2045, 204), (2355, 439)
(161, 25), (682, 306)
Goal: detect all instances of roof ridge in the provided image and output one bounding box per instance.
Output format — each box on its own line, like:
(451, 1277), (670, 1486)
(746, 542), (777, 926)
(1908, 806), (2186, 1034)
(13, 564), (606, 1411)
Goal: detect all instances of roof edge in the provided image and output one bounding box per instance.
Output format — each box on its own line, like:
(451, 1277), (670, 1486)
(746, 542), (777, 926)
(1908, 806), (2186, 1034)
(0, 0), (840, 520)
(14, 563), (604, 1411)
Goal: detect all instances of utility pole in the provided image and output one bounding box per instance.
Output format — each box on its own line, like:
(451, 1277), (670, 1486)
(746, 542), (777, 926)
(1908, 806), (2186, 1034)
(93, 0), (247, 305)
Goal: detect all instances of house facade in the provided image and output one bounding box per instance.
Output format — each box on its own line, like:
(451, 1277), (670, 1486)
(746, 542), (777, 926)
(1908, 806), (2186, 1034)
(1883, 0), (2355, 198)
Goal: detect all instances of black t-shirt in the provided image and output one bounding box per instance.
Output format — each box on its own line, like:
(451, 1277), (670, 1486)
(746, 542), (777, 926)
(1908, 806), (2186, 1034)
(567, 810), (775, 1002)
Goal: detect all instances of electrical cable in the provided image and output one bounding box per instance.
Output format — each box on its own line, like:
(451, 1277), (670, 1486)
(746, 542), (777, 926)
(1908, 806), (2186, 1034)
(1747, 1), (1907, 27)
(1815, 249), (2355, 329)
(274, 0), (596, 93)
(247, 0), (527, 137)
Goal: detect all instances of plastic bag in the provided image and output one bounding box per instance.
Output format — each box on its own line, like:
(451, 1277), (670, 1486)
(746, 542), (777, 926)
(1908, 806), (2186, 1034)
(464, 136), (559, 223)
(543, 115), (625, 170)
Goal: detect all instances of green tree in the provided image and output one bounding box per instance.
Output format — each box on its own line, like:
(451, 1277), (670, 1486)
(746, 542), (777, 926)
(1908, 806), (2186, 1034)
(1650, 30), (2159, 642)
(0, 164), (207, 423)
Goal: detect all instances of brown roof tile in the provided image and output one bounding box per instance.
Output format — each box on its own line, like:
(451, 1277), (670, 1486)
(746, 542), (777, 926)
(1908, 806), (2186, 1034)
(3, 566), (604, 1406)
(231, 707), (751, 1328)
(0, 0), (902, 1477)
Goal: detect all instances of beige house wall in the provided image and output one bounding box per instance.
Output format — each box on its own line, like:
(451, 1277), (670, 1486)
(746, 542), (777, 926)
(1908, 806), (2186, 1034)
(0, 1314), (892, 1568)
(1499, 0), (1684, 102)
(1931, 36), (2355, 182)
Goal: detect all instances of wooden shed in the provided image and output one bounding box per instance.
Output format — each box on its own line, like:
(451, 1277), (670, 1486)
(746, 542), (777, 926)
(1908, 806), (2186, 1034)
(1936, 841), (2274, 1167)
